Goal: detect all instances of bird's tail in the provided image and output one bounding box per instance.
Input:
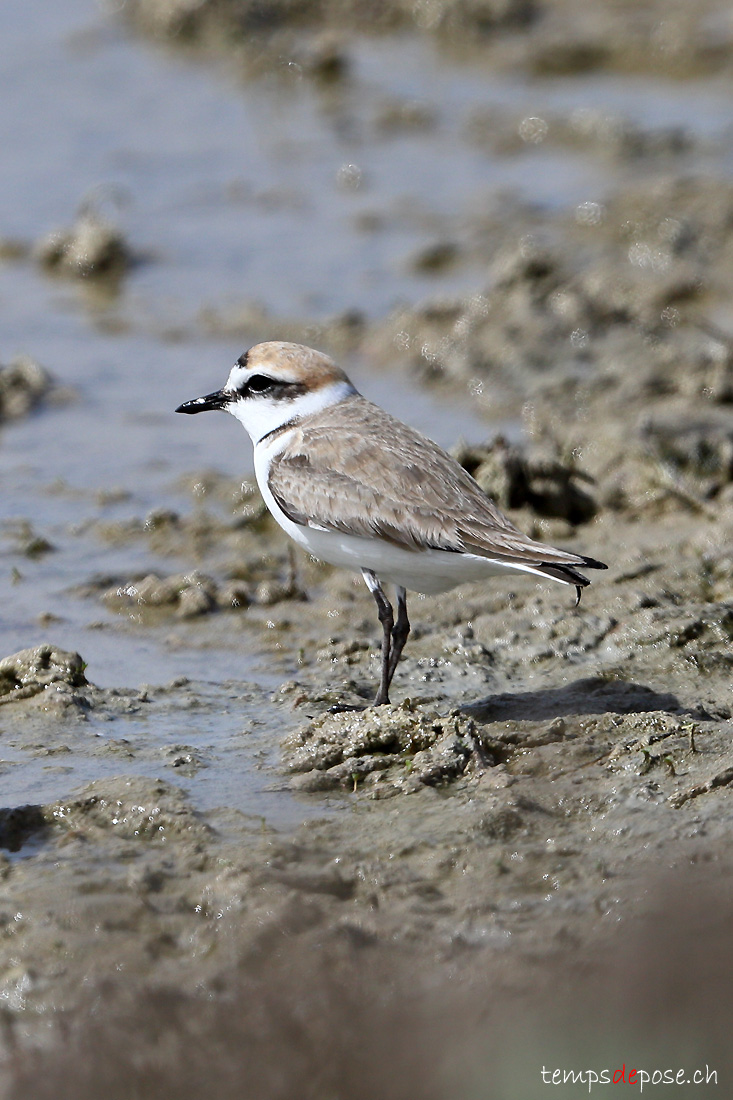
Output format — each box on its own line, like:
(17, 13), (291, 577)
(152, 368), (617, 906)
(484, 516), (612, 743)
(536, 555), (607, 606)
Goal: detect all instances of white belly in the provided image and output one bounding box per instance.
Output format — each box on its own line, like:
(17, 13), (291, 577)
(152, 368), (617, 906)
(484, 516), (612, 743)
(288, 522), (540, 594)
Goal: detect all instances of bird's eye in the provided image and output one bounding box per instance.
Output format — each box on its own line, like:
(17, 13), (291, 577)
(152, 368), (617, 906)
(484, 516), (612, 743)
(245, 374), (275, 394)
(238, 373), (303, 401)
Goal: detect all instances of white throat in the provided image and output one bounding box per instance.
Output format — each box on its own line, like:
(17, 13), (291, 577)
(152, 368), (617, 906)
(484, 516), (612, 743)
(226, 379), (357, 445)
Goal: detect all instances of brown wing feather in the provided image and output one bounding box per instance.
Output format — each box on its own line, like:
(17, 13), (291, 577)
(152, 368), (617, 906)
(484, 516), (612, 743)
(267, 395), (591, 570)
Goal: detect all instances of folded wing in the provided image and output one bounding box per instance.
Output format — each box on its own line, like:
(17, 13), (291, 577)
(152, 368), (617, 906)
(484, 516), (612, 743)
(267, 395), (606, 586)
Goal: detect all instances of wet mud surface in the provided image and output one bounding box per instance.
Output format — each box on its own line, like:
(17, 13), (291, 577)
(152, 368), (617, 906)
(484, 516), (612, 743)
(2, 0), (733, 1093)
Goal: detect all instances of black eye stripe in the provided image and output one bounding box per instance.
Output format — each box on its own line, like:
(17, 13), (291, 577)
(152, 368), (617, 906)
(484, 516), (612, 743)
(236, 374), (307, 401)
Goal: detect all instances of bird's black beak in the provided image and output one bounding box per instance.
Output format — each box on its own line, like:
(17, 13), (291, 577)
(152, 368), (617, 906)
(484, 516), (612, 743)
(175, 390), (231, 414)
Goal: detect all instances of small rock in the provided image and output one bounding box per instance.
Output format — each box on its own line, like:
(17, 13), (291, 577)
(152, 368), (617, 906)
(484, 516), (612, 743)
(296, 33), (349, 81)
(284, 704), (486, 791)
(176, 583), (216, 619)
(410, 731), (473, 785)
(35, 210), (132, 280)
(0, 356), (54, 421)
(452, 436), (598, 523)
(409, 241), (460, 274)
(0, 645), (92, 716)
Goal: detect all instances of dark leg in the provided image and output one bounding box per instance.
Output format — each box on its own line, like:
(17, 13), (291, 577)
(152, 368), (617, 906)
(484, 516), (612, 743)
(387, 586), (410, 684)
(362, 569), (393, 706)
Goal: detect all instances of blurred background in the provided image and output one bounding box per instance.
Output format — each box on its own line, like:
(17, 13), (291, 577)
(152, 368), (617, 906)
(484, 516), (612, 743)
(2, 0), (733, 1095)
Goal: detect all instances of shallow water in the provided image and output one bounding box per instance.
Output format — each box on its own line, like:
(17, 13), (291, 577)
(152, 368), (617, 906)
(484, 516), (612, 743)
(2, 0), (732, 827)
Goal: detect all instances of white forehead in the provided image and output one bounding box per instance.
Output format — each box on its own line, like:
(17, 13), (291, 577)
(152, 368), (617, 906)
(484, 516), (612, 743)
(225, 362), (254, 391)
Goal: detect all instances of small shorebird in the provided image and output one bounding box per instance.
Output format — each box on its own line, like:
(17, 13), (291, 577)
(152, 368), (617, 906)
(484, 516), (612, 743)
(176, 342), (606, 705)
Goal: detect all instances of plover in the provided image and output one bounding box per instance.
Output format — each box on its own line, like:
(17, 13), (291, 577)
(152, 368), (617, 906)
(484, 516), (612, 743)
(176, 342), (606, 705)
